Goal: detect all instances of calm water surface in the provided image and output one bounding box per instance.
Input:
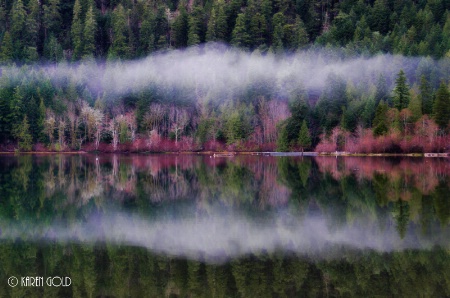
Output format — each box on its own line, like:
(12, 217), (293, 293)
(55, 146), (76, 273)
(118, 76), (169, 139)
(0, 154), (449, 297)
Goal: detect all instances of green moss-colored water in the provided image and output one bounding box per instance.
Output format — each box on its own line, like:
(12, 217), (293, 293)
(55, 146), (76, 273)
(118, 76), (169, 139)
(0, 154), (448, 297)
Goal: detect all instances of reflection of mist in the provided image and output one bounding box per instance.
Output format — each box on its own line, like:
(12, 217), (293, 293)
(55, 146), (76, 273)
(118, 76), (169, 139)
(1, 209), (448, 263)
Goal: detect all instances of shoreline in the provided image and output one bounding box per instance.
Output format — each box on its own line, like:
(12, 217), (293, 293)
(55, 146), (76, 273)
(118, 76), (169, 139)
(0, 151), (448, 157)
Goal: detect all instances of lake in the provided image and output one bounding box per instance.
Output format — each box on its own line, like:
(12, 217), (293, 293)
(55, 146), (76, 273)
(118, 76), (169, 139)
(0, 154), (449, 297)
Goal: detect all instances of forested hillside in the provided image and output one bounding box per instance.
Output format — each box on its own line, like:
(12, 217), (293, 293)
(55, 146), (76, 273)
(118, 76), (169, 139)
(1, 0), (450, 59)
(0, 0), (449, 153)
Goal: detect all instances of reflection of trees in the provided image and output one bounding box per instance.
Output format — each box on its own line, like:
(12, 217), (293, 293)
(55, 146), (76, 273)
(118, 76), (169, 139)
(314, 156), (450, 237)
(0, 154), (448, 239)
(1, 243), (448, 297)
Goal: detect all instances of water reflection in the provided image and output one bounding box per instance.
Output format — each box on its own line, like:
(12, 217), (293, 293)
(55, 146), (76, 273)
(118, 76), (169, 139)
(0, 154), (448, 262)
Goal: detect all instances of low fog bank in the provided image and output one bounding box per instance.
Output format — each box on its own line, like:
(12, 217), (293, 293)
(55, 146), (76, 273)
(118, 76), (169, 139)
(3, 44), (449, 100)
(1, 208), (448, 262)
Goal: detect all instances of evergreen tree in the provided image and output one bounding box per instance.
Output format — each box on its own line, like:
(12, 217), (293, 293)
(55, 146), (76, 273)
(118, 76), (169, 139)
(173, 6), (189, 47)
(232, 13), (250, 48)
(433, 82), (450, 129)
(10, 86), (23, 128)
(139, 4), (156, 54)
(373, 100), (388, 136)
(0, 31), (13, 62)
(419, 75), (433, 115)
(206, 1), (227, 42)
(26, 0), (40, 49)
(0, 86), (13, 139)
(188, 6), (204, 46)
(38, 98), (46, 142)
(83, 5), (96, 57)
(109, 4), (129, 58)
(370, 0), (390, 34)
(375, 74), (389, 105)
(298, 119), (311, 153)
(272, 12), (286, 52)
(362, 96), (376, 128)
(44, 35), (63, 62)
(71, 0), (83, 60)
(13, 116), (33, 151)
(277, 123), (289, 151)
(393, 70), (410, 110)
(43, 0), (61, 39)
(293, 16), (309, 49)
(10, 0), (27, 59)
(408, 92), (422, 122)
(249, 13), (268, 48)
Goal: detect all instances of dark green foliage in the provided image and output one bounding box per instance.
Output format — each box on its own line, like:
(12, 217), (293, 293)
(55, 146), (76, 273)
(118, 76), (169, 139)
(83, 6), (97, 57)
(393, 70), (410, 110)
(298, 119), (311, 152)
(13, 116), (32, 151)
(109, 4), (129, 59)
(432, 82), (450, 129)
(232, 13), (250, 48)
(0, 0), (448, 61)
(374, 74), (389, 105)
(0, 31), (13, 62)
(188, 6), (205, 46)
(286, 98), (309, 143)
(373, 100), (388, 136)
(206, 1), (228, 42)
(71, 0), (83, 60)
(277, 122), (289, 151)
(419, 75), (434, 115)
(173, 7), (189, 47)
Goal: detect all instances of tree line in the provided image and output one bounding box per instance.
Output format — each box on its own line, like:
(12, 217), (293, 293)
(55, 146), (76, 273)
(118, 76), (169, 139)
(0, 58), (449, 152)
(0, 0), (450, 61)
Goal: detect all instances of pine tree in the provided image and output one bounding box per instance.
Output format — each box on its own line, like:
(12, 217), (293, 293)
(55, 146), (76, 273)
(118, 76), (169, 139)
(188, 6), (203, 46)
(370, 0), (390, 34)
(44, 35), (63, 62)
(71, 0), (83, 60)
(408, 92), (422, 122)
(232, 13), (250, 48)
(10, 86), (23, 128)
(206, 8), (218, 42)
(173, 6), (189, 47)
(293, 16), (309, 49)
(139, 4), (156, 54)
(375, 74), (389, 104)
(362, 96), (376, 128)
(109, 5), (129, 58)
(38, 97), (46, 142)
(433, 82), (450, 129)
(26, 0), (40, 49)
(83, 5), (96, 57)
(373, 100), (388, 136)
(0, 86), (13, 139)
(206, 2), (227, 43)
(272, 12), (285, 52)
(10, 0), (27, 59)
(298, 119), (311, 153)
(419, 75), (433, 115)
(0, 31), (13, 62)
(277, 123), (289, 152)
(249, 13), (268, 48)
(13, 116), (33, 151)
(43, 0), (61, 39)
(393, 70), (410, 110)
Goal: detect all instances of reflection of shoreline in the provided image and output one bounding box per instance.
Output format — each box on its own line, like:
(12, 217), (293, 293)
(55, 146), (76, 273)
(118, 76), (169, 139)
(1, 154), (448, 244)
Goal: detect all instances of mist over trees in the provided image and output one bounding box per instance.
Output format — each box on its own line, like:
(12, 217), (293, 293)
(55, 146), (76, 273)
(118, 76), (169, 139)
(0, 0), (449, 152)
